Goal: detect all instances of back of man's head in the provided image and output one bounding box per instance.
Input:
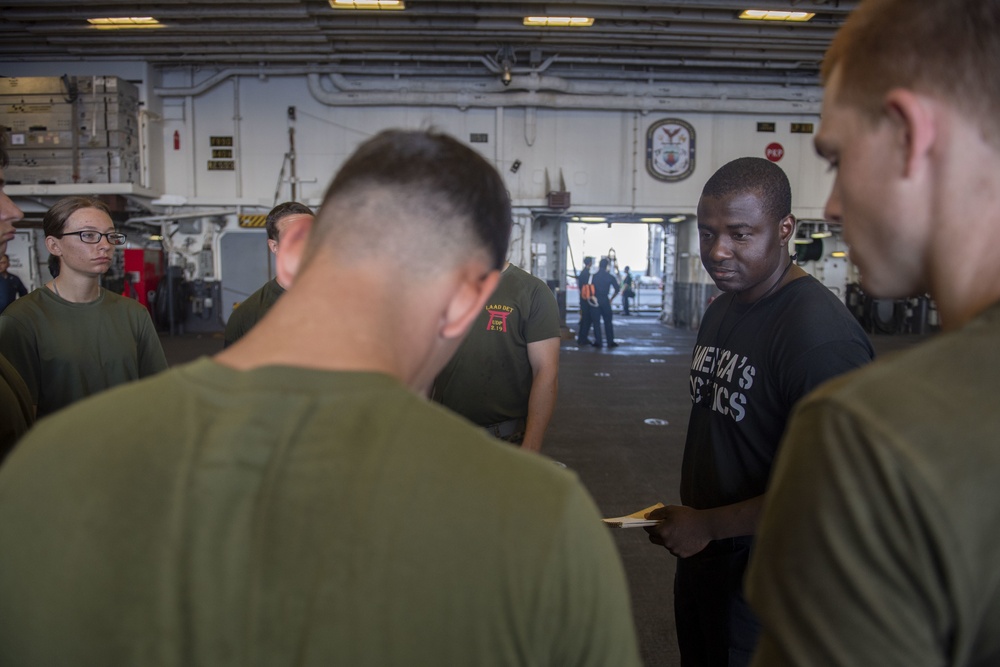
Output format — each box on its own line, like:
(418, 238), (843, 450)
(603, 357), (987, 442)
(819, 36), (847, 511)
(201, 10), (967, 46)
(266, 201), (314, 242)
(305, 129), (510, 275)
(825, 0), (1000, 148)
(599, 258), (609, 271)
(701, 157), (791, 223)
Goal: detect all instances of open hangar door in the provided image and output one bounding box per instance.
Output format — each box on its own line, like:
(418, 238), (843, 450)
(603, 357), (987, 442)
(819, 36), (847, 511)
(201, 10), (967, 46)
(530, 212), (683, 325)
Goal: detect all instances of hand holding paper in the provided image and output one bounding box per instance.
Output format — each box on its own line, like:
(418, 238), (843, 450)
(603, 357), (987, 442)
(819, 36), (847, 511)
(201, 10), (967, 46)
(603, 502), (665, 528)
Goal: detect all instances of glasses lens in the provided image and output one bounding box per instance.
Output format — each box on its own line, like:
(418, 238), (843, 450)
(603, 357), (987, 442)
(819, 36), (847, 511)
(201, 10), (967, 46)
(78, 231), (100, 243)
(108, 233), (127, 245)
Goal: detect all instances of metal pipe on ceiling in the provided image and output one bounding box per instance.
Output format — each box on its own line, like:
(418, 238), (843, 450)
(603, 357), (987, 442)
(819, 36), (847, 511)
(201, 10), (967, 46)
(153, 67), (316, 97)
(148, 57), (816, 86)
(316, 71), (821, 103)
(305, 73), (820, 114)
(153, 60), (822, 99)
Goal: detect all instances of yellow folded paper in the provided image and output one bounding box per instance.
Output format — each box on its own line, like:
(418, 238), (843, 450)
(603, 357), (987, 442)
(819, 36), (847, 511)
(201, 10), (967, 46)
(602, 502), (665, 528)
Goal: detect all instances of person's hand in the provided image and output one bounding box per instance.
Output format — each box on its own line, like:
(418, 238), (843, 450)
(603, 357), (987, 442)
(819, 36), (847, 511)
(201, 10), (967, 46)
(643, 505), (712, 558)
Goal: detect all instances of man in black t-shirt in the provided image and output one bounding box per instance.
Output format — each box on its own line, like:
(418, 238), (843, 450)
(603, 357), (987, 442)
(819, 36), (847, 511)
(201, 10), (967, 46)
(645, 157), (874, 667)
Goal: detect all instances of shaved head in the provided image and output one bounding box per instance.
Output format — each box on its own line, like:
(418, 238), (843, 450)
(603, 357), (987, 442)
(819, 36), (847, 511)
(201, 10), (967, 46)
(306, 129), (511, 275)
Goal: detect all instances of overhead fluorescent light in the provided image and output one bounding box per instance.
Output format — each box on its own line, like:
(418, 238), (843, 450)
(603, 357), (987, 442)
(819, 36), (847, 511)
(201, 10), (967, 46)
(739, 10), (815, 21)
(794, 237), (814, 245)
(579, 216), (606, 222)
(668, 215), (687, 223)
(641, 217), (664, 223)
(830, 250), (847, 258)
(330, 0), (405, 9)
(87, 17), (164, 29)
(523, 16), (595, 27)
(811, 230), (833, 239)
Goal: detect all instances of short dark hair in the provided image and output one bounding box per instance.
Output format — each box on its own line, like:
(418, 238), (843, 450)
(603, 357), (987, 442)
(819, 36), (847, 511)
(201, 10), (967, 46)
(315, 129), (511, 270)
(265, 201), (314, 242)
(700, 157), (791, 223)
(599, 258), (609, 270)
(583, 256), (593, 266)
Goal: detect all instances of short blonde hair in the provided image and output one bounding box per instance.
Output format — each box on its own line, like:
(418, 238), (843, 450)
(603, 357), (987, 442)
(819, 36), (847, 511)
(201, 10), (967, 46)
(824, 0), (1000, 147)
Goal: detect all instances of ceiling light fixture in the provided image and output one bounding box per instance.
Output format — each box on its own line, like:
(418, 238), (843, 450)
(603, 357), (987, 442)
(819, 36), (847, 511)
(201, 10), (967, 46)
(668, 215), (687, 223)
(830, 250), (848, 258)
(739, 10), (815, 21)
(523, 16), (595, 27)
(330, 0), (405, 10)
(87, 17), (163, 29)
(641, 217), (664, 223)
(579, 216), (606, 223)
(496, 44), (516, 87)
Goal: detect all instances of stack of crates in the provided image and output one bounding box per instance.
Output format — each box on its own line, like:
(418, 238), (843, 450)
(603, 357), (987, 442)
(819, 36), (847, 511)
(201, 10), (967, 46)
(0, 75), (141, 185)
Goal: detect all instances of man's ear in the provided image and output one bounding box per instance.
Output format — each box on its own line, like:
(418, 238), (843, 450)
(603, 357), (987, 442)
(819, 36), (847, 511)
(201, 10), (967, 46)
(441, 265), (501, 340)
(883, 88), (936, 179)
(275, 216), (314, 287)
(267, 239), (279, 255)
(778, 214), (796, 247)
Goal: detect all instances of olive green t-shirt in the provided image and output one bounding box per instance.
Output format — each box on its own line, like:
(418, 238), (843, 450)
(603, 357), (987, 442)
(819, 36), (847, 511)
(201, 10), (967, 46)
(224, 278), (285, 347)
(433, 264), (560, 425)
(0, 360), (641, 667)
(0, 352), (32, 461)
(747, 301), (1000, 667)
(0, 287), (168, 417)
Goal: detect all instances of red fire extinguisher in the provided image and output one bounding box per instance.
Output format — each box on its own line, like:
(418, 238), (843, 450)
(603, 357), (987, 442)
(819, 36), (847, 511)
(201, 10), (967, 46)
(173, 130), (180, 150)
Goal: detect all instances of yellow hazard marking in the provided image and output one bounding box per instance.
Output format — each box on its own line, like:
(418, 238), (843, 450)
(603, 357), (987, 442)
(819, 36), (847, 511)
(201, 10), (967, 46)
(238, 215), (267, 228)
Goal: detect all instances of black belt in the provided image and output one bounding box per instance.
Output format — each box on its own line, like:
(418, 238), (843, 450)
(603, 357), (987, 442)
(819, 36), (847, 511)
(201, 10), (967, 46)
(483, 418), (526, 439)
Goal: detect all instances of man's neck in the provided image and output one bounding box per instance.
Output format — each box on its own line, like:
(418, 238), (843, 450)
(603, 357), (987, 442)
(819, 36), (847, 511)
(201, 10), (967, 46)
(216, 263), (420, 384)
(733, 255), (799, 304)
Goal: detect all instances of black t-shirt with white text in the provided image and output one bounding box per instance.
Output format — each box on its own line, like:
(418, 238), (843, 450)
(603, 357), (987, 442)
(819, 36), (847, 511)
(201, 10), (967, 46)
(681, 275), (874, 509)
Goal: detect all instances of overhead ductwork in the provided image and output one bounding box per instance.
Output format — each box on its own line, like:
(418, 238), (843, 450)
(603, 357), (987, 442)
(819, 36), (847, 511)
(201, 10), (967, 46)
(154, 67), (821, 114)
(304, 72), (820, 114)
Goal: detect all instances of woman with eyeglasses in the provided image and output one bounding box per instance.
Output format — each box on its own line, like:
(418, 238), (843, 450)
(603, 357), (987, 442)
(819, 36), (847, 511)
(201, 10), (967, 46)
(0, 196), (167, 419)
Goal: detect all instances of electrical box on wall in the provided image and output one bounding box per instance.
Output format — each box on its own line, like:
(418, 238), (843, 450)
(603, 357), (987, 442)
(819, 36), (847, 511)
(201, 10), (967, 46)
(547, 191), (571, 209)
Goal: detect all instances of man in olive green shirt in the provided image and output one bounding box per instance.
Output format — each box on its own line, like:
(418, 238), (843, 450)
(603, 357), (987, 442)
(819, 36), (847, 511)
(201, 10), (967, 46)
(0, 134), (33, 457)
(433, 262), (561, 451)
(0, 129), (641, 667)
(746, 2), (1000, 666)
(223, 201), (314, 347)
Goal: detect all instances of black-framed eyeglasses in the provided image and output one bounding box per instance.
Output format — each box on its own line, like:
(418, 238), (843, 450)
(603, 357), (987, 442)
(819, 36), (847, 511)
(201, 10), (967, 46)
(61, 231), (127, 246)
